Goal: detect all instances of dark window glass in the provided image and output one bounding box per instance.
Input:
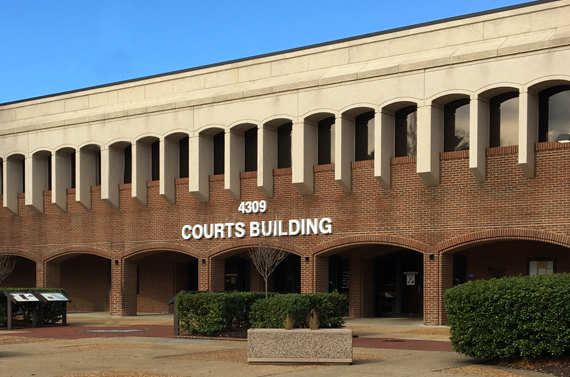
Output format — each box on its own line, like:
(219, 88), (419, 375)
(444, 99), (470, 152)
(490, 93), (519, 147)
(539, 85), (570, 142)
(225, 256), (250, 292)
(95, 150), (101, 186)
(355, 111), (375, 161)
(273, 254), (301, 293)
(395, 106), (417, 157)
(123, 145), (132, 184)
(244, 128), (257, 172)
(0, 159), (3, 195)
(277, 123), (292, 168)
(151, 140), (159, 181)
(318, 117), (335, 165)
(179, 136), (189, 178)
(70, 152), (76, 189)
(213, 131), (225, 175)
(329, 255), (350, 293)
(21, 157), (25, 193)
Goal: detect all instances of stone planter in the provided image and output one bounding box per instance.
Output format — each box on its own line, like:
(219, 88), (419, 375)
(247, 328), (353, 365)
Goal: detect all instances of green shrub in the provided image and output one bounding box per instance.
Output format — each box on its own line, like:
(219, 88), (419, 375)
(0, 288), (68, 327)
(249, 291), (348, 329)
(176, 291), (267, 336)
(444, 273), (570, 359)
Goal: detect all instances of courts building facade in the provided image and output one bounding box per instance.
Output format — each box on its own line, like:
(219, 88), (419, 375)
(1, 0), (570, 325)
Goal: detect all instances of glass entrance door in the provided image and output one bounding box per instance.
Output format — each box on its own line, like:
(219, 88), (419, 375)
(375, 250), (423, 317)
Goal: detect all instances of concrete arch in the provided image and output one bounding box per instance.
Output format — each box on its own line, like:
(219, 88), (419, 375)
(301, 108), (337, 121)
(228, 120), (260, 132)
(313, 235), (429, 256)
(261, 115), (295, 127)
(163, 129), (191, 140)
(5, 152), (26, 160)
(42, 246), (112, 263)
(123, 242), (200, 260)
(339, 103), (377, 117)
(133, 133), (162, 144)
(379, 98), (421, 113)
(30, 147), (54, 156)
(526, 76), (570, 93)
(430, 90), (473, 105)
(0, 248), (40, 263)
(436, 229), (570, 254)
(196, 124), (226, 136)
(475, 83), (522, 99)
(54, 145), (78, 154)
(105, 138), (133, 150)
(209, 238), (304, 259)
(78, 141), (103, 150)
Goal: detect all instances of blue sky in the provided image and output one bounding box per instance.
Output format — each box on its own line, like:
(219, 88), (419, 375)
(0, 0), (537, 104)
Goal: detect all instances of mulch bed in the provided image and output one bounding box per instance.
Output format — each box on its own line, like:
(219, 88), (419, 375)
(489, 355), (570, 377)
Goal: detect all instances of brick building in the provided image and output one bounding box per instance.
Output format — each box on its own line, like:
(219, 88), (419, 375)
(1, 0), (570, 325)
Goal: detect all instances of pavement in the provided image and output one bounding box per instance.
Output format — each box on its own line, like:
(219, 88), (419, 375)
(0, 313), (552, 377)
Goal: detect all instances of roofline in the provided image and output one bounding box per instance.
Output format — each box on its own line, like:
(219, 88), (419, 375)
(0, 0), (561, 107)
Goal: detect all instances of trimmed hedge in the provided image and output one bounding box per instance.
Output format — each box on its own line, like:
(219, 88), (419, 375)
(444, 273), (570, 359)
(0, 288), (68, 327)
(176, 291), (268, 335)
(249, 292), (349, 329)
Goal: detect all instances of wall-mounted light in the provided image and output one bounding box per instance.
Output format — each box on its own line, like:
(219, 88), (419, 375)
(305, 257), (310, 262)
(114, 260), (119, 265)
(202, 259), (206, 264)
(429, 254), (434, 261)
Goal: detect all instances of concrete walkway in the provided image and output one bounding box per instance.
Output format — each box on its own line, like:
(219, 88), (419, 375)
(0, 313), (551, 377)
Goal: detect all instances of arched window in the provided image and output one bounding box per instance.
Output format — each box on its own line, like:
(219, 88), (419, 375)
(539, 85), (570, 142)
(355, 111), (375, 161)
(244, 127), (258, 172)
(444, 99), (470, 152)
(213, 131), (225, 175)
(395, 106), (417, 157)
(277, 122), (292, 168)
(318, 117), (335, 164)
(490, 92), (519, 147)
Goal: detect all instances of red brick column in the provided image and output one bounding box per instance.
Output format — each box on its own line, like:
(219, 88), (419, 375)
(44, 262), (61, 288)
(198, 258), (209, 291)
(249, 260), (263, 292)
(210, 258), (225, 291)
(36, 261), (46, 288)
(301, 256), (313, 293)
(349, 253), (363, 317)
(110, 259), (137, 316)
(314, 256), (329, 293)
(440, 252), (454, 325)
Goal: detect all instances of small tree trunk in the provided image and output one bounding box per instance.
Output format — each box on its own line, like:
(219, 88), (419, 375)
(264, 277), (268, 299)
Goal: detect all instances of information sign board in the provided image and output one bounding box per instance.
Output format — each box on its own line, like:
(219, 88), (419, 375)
(37, 292), (69, 302)
(9, 293), (40, 302)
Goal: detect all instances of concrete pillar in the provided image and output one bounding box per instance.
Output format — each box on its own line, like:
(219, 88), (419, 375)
(189, 135), (213, 203)
(210, 258), (225, 291)
(52, 152), (72, 212)
(469, 98), (490, 182)
(3, 156), (24, 215)
(519, 90), (538, 178)
(225, 130), (244, 200)
(335, 115), (355, 192)
(76, 149), (98, 210)
(101, 147), (123, 209)
(160, 137), (179, 205)
(257, 125), (277, 198)
(132, 142), (151, 206)
(292, 120), (318, 195)
(44, 262), (61, 288)
(25, 155), (49, 214)
(375, 111), (395, 189)
(417, 105), (443, 187)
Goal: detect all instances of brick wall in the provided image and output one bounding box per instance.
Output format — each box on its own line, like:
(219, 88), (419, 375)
(2, 144), (570, 324)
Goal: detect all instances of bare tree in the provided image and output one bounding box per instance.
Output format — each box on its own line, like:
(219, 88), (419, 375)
(0, 256), (17, 285)
(248, 237), (288, 299)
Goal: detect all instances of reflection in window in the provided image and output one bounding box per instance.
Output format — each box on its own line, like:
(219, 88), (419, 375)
(490, 93), (519, 147)
(213, 131), (225, 175)
(355, 111), (375, 161)
(444, 99), (470, 152)
(395, 106), (417, 157)
(539, 86), (570, 142)
(244, 128), (257, 172)
(277, 123), (292, 168)
(318, 117), (335, 165)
